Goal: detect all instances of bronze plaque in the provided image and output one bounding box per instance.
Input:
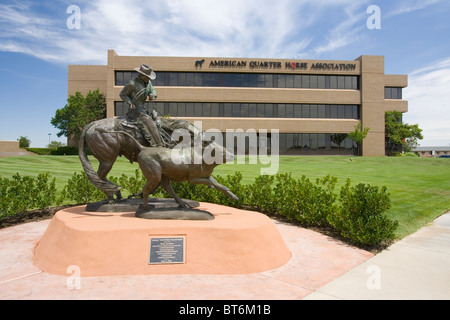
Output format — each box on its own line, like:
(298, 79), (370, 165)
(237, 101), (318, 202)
(149, 236), (186, 264)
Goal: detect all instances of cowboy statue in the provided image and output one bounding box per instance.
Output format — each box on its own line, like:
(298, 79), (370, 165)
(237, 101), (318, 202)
(78, 63), (227, 207)
(120, 64), (164, 147)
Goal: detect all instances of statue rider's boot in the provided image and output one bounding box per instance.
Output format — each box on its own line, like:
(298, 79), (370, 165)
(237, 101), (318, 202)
(139, 116), (164, 147)
(141, 127), (158, 147)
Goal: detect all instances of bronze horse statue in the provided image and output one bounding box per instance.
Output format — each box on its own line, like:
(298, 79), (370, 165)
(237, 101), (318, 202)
(104, 129), (238, 209)
(78, 116), (197, 202)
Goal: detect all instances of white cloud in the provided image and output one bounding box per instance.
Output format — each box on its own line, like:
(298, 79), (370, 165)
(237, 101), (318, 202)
(2, 0), (448, 148)
(403, 57), (450, 146)
(386, 0), (442, 17)
(0, 0), (367, 64)
(312, 1), (368, 56)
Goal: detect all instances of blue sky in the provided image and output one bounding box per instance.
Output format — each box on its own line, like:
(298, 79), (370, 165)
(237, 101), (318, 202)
(0, 0), (449, 147)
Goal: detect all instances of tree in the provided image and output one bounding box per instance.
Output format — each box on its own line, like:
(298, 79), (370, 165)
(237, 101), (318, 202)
(51, 89), (106, 139)
(348, 123), (369, 156)
(385, 111), (423, 155)
(47, 141), (65, 148)
(18, 136), (30, 148)
(330, 133), (348, 150)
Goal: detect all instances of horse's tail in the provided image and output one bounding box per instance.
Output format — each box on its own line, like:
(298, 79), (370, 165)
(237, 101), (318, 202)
(78, 122), (121, 196)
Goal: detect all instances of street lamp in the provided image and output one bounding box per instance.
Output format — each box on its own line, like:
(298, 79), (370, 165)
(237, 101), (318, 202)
(48, 133), (51, 146)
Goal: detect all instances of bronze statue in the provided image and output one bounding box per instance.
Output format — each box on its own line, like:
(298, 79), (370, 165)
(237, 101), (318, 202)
(78, 63), (237, 212)
(119, 64), (163, 147)
(79, 115), (197, 202)
(100, 129), (238, 209)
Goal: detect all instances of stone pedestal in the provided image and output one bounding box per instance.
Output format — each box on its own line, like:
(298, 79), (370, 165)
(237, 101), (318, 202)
(34, 202), (291, 276)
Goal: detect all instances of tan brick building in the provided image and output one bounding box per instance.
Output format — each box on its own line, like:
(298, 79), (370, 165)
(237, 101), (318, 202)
(68, 50), (408, 156)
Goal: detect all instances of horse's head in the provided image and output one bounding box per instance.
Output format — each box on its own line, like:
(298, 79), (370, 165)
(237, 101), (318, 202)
(200, 139), (234, 166)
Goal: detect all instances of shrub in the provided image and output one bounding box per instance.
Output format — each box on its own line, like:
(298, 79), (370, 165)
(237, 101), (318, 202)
(402, 152), (419, 157)
(0, 173), (58, 218)
(0, 168), (399, 248)
(170, 172), (247, 207)
(272, 173), (297, 219)
(25, 148), (54, 155)
(0, 177), (8, 216)
(33, 173), (58, 209)
(308, 175), (338, 226)
(327, 180), (398, 246)
(273, 174), (337, 226)
(171, 181), (210, 202)
(116, 169), (146, 198)
(50, 146), (79, 155)
(213, 172), (247, 208)
(60, 171), (105, 204)
(245, 174), (276, 213)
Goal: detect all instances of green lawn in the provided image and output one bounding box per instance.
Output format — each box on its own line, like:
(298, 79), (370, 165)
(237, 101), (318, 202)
(1, 155), (449, 239)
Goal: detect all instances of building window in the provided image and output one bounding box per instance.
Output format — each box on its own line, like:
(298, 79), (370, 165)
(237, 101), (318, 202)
(115, 71), (359, 90)
(385, 87), (403, 99)
(279, 133), (358, 155)
(171, 132), (358, 155)
(114, 101), (360, 120)
(115, 71), (138, 86)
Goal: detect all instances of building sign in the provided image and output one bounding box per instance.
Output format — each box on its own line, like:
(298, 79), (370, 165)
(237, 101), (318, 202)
(310, 63), (356, 71)
(202, 59), (356, 72)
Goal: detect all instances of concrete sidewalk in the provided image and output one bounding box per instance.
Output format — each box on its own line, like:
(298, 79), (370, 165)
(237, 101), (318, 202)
(0, 210), (448, 300)
(304, 212), (450, 300)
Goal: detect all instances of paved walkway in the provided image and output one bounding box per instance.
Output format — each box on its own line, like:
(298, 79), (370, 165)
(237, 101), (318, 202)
(0, 210), (449, 300)
(304, 212), (450, 300)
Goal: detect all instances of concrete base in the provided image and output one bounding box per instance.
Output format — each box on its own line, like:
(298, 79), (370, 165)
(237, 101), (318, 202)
(34, 202), (291, 277)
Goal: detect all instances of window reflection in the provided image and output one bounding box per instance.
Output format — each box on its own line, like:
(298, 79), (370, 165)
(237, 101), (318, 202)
(115, 71), (359, 89)
(278, 133), (358, 155)
(115, 101), (360, 120)
(385, 87), (403, 99)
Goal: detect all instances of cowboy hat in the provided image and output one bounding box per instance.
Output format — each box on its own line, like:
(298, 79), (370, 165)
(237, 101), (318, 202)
(134, 64), (156, 80)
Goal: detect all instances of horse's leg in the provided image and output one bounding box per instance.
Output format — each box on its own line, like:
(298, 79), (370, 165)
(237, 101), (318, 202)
(139, 157), (162, 210)
(140, 180), (157, 210)
(161, 176), (190, 208)
(97, 161), (122, 202)
(189, 177), (238, 201)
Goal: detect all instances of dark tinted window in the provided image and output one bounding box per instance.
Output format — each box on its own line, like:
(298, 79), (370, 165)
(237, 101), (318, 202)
(115, 71), (359, 89)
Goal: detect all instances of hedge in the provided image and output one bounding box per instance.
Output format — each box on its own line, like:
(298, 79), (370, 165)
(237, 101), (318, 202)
(25, 146), (81, 156)
(0, 170), (398, 248)
(0, 173), (57, 217)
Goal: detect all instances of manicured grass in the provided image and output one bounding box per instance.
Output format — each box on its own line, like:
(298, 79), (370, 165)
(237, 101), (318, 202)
(1, 155), (449, 239)
(217, 155), (450, 238)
